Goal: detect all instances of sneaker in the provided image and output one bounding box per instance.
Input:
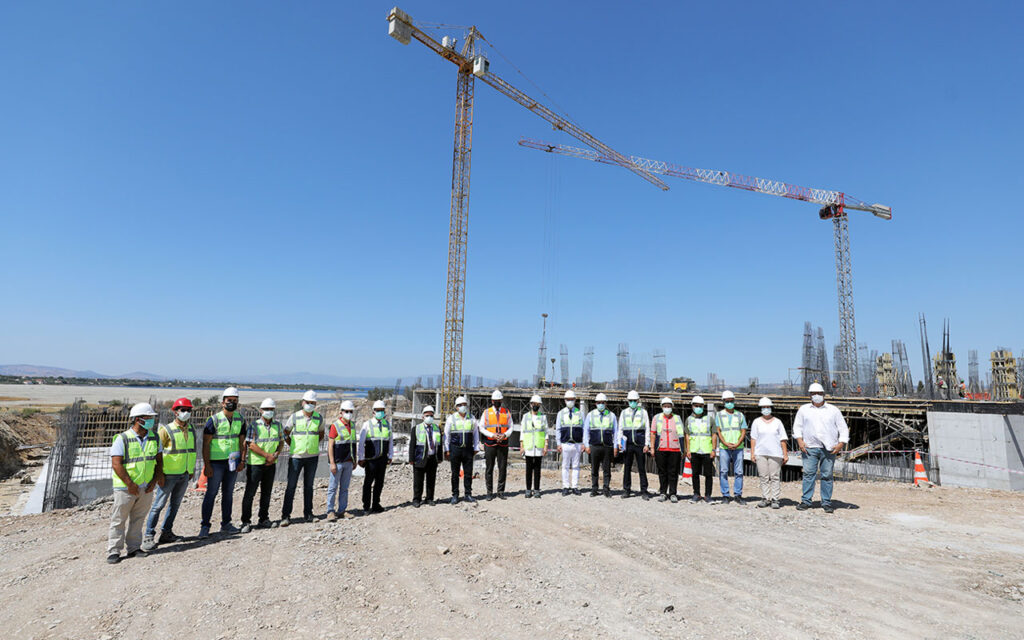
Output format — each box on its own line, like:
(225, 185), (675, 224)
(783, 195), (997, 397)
(413, 500), (421, 508)
(327, 512), (338, 521)
(669, 495), (678, 504)
(126, 549), (147, 558)
(573, 488), (581, 496)
(140, 536), (156, 552)
(449, 496), (459, 505)
(279, 518), (291, 527)
(240, 524), (252, 534)
(604, 489), (612, 498)
(525, 491), (533, 499)
(106, 554), (120, 565)
(734, 496), (743, 505)
(498, 492), (506, 500)
(220, 524), (241, 534)
(822, 505), (835, 514)
(771, 501), (781, 509)
(464, 495), (477, 504)
(258, 520), (274, 528)
(342, 512), (355, 519)
(487, 493), (494, 501)
(796, 502), (811, 511)
(198, 525), (210, 539)
(641, 492), (652, 501)
(534, 491), (541, 500)
(690, 495), (701, 503)
(658, 494), (668, 502)
(158, 531), (182, 544)
(304, 515), (314, 523)
(723, 496), (733, 504)
(590, 489), (599, 497)
(757, 500), (770, 508)
(371, 505), (384, 514)
(562, 489), (569, 497)
(622, 491), (632, 499)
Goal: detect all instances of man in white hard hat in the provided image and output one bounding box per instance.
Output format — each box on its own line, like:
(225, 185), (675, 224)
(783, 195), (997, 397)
(200, 387), (247, 539)
(280, 390), (324, 526)
(520, 394), (548, 498)
(555, 389), (584, 496)
(444, 396), (479, 504)
(107, 403), (164, 564)
(715, 390), (748, 504)
(478, 389), (512, 500)
(750, 397), (788, 509)
(617, 390), (651, 500)
(651, 397), (683, 502)
(794, 383), (848, 513)
(409, 405), (443, 507)
(684, 396), (716, 503)
(358, 399), (394, 514)
(326, 400), (358, 520)
(241, 398), (284, 532)
(584, 392), (617, 497)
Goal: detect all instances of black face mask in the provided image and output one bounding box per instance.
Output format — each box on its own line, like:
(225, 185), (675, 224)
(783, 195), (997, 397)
(492, 401), (502, 409)
(224, 401), (238, 412)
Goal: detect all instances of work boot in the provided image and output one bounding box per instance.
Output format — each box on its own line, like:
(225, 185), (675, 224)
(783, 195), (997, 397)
(622, 490), (632, 499)
(822, 504), (835, 514)
(641, 492), (652, 501)
(327, 512), (338, 521)
(240, 524), (252, 534)
(140, 535), (156, 552)
(658, 494), (668, 502)
(464, 495), (477, 504)
(604, 489), (612, 498)
(304, 515), (314, 523)
(669, 495), (678, 504)
(590, 489), (599, 497)
(158, 531), (181, 544)
(562, 488), (569, 497)
(573, 488), (581, 496)
(280, 518), (291, 527)
(734, 496), (744, 505)
(498, 492), (506, 500)
(771, 500), (781, 509)
(757, 499), (770, 508)
(106, 554), (120, 565)
(796, 502), (810, 511)
(449, 496), (459, 505)
(198, 525), (210, 539)
(413, 500), (421, 508)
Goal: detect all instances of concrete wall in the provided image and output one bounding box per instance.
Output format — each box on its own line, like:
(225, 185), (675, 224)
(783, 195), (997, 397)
(927, 408), (1024, 491)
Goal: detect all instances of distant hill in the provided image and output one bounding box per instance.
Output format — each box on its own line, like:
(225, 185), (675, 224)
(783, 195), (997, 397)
(0, 364), (113, 379)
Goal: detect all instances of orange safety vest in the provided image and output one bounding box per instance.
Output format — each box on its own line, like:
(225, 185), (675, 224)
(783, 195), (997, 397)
(483, 407), (511, 446)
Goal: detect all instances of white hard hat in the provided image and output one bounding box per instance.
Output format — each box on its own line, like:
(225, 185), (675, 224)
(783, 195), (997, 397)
(721, 390), (735, 400)
(691, 396), (705, 404)
(423, 405), (435, 415)
(302, 390), (318, 403)
(529, 394), (542, 404)
(564, 389), (576, 399)
(129, 402), (157, 418)
(660, 397), (673, 406)
(758, 397), (773, 407)
(221, 386), (239, 399)
(260, 398), (276, 409)
(627, 390), (640, 401)
(808, 382), (825, 394)
(491, 389), (503, 401)
(340, 400), (355, 411)
(455, 396), (468, 406)
(372, 400), (386, 410)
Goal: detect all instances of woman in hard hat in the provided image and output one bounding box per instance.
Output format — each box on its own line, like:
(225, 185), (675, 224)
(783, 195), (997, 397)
(241, 398), (284, 531)
(749, 397), (788, 509)
(520, 394), (547, 498)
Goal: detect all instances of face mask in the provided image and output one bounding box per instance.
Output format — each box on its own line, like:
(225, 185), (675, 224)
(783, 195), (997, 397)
(492, 401), (502, 409)
(224, 401), (238, 412)
(262, 410), (274, 420)
(761, 407), (772, 416)
(176, 410), (191, 422)
(811, 394), (824, 405)
(424, 415), (434, 425)
(565, 400), (575, 409)
(341, 411), (353, 421)
(457, 405), (467, 415)
(596, 403), (606, 412)
(629, 401), (638, 410)
(141, 417), (155, 430)
(725, 402), (735, 410)
(663, 407), (673, 415)
(531, 405), (541, 413)
(375, 410), (386, 421)
(303, 402), (316, 413)
(694, 407), (704, 416)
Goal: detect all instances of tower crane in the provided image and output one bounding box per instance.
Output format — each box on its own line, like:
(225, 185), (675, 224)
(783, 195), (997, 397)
(518, 138), (892, 395)
(387, 8), (668, 414)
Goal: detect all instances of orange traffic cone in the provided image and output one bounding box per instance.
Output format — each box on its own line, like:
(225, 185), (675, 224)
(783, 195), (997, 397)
(682, 456), (693, 481)
(193, 467), (208, 492)
(913, 450), (933, 487)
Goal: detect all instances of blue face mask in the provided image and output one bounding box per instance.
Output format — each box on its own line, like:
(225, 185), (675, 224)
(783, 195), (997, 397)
(596, 403), (606, 412)
(375, 410), (386, 421)
(142, 417), (155, 431)
(629, 401), (638, 410)
(725, 402), (735, 410)
(694, 407), (704, 416)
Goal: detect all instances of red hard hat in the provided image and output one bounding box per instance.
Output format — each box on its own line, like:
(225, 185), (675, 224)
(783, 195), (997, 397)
(171, 397), (193, 410)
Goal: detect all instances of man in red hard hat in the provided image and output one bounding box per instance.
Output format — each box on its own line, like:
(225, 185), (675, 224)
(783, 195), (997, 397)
(142, 398), (196, 551)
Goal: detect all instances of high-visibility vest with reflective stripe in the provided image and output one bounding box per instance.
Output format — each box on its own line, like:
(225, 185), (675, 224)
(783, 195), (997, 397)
(364, 419), (391, 459)
(652, 413), (682, 451)
(289, 411), (323, 456)
(248, 419), (282, 465)
(620, 408), (647, 446)
(521, 413), (547, 455)
(412, 422), (442, 463)
(209, 411), (243, 460)
(161, 422), (196, 475)
(449, 415), (475, 448)
(685, 415), (714, 454)
(587, 410), (615, 446)
(331, 419), (358, 463)
(112, 429), (159, 488)
(558, 409), (584, 443)
(717, 411), (746, 449)
(482, 407), (511, 446)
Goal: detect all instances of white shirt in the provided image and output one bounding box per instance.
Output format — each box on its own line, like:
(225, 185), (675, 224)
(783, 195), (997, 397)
(749, 416), (787, 457)
(792, 402), (849, 449)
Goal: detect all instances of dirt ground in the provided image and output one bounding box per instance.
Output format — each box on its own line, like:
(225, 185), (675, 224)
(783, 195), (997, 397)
(0, 460), (1021, 640)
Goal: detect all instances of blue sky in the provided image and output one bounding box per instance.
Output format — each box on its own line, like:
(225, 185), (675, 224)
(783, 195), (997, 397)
(1, 1), (1021, 385)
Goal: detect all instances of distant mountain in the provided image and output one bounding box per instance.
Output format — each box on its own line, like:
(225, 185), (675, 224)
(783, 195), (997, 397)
(0, 364), (112, 379)
(116, 371), (168, 381)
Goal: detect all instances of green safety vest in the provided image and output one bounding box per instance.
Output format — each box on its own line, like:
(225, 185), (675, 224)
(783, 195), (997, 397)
(588, 411), (615, 445)
(521, 413), (547, 452)
(161, 422), (196, 475)
(112, 429), (159, 488)
(415, 422), (442, 451)
(449, 415), (474, 447)
(717, 411), (746, 449)
(621, 408), (646, 430)
(289, 411), (323, 456)
(210, 411), (243, 460)
(364, 419), (391, 459)
(248, 419), (282, 465)
(686, 415), (714, 455)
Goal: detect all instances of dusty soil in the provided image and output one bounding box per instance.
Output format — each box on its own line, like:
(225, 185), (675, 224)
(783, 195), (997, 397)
(0, 411), (55, 477)
(0, 461), (1021, 639)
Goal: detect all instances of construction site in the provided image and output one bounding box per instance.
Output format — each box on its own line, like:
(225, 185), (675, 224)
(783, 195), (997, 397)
(1, 4), (1023, 639)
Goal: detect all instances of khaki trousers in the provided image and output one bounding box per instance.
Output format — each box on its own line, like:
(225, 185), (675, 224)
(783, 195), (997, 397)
(107, 489), (154, 556)
(756, 456), (783, 501)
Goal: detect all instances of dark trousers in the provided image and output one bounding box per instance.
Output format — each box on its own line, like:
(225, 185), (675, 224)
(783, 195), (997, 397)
(622, 442), (649, 493)
(362, 457), (388, 510)
(449, 446), (474, 497)
(590, 444), (613, 490)
(525, 456), (542, 490)
(281, 456), (318, 520)
(413, 457), (438, 502)
(241, 463), (276, 525)
(655, 450), (681, 496)
(200, 460), (238, 528)
(689, 453), (715, 498)
(484, 445), (509, 494)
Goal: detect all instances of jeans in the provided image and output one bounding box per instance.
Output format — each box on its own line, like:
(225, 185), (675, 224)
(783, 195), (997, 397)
(689, 453), (714, 498)
(801, 447), (836, 506)
(241, 463), (276, 525)
(483, 445), (509, 494)
(145, 473), (190, 536)
(326, 460), (354, 514)
(201, 460), (238, 528)
(590, 444), (613, 491)
(717, 448), (745, 497)
(282, 456), (318, 520)
(621, 441), (648, 493)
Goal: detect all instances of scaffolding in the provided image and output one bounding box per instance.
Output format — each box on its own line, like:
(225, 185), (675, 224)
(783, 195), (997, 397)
(933, 319), (960, 399)
(559, 344), (569, 386)
(875, 352), (897, 398)
(653, 348), (667, 391)
(800, 322), (818, 391)
(616, 343), (630, 390)
(918, 313), (935, 399)
(580, 345), (594, 388)
(815, 327), (830, 389)
(990, 348), (1020, 401)
(968, 350), (981, 395)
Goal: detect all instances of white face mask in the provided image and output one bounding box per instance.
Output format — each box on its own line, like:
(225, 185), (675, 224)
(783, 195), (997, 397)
(663, 407), (673, 415)
(457, 405), (467, 415)
(424, 415), (434, 424)
(303, 402), (316, 413)
(565, 400), (575, 409)
(811, 394), (824, 405)
(176, 410), (191, 422)
(262, 409), (275, 420)
(341, 411), (353, 421)
(761, 407), (772, 416)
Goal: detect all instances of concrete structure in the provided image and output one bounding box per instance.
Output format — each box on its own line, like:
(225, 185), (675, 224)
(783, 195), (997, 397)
(927, 402), (1024, 491)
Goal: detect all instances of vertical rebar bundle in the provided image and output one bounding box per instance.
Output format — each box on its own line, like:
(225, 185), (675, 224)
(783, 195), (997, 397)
(933, 319), (960, 399)
(918, 314), (934, 399)
(968, 350), (980, 395)
(816, 327), (830, 389)
(559, 344), (569, 387)
(801, 322), (817, 391)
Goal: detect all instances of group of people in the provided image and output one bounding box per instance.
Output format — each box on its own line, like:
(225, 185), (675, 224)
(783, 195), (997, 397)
(105, 383), (849, 564)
